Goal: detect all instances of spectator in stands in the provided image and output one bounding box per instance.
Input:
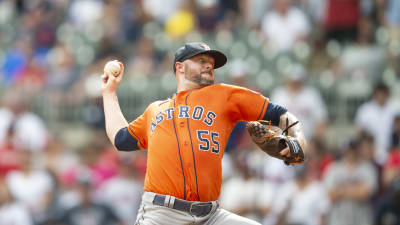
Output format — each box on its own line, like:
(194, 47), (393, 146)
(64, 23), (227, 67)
(164, 2), (196, 39)
(382, 143), (400, 189)
(43, 136), (79, 186)
(227, 59), (255, 89)
(273, 164), (330, 225)
(261, 0), (310, 52)
(195, 0), (222, 32)
(96, 156), (143, 225)
(306, 137), (334, 181)
(125, 37), (157, 78)
(68, 0), (104, 29)
(0, 178), (33, 225)
(391, 114), (400, 150)
(118, 1), (148, 42)
(60, 144), (117, 190)
(323, 0), (361, 43)
(142, 0), (183, 24)
(375, 177), (400, 225)
(6, 149), (55, 224)
(0, 90), (48, 152)
(58, 174), (122, 225)
(355, 82), (400, 164)
(1, 38), (32, 85)
(262, 156), (295, 191)
(14, 52), (47, 95)
(295, 0), (326, 24)
(242, 0), (271, 28)
(0, 121), (21, 178)
(358, 131), (384, 198)
(386, 0), (400, 30)
(356, 16), (375, 45)
(219, 148), (275, 222)
(270, 64), (328, 139)
(359, 131), (379, 165)
(46, 43), (80, 95)
(324, 138), (378, 225)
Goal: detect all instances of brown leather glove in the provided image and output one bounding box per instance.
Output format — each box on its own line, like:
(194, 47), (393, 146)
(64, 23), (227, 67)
(246, 120), (305, 165)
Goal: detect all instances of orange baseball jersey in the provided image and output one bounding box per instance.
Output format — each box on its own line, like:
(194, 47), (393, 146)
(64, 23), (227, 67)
(128, 83), (269, 202)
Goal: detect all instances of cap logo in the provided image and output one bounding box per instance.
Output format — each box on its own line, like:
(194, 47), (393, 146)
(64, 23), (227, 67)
(200, 44), (210, 50)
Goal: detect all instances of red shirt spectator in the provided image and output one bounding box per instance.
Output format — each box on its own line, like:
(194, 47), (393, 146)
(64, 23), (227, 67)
(323, 0), (360, 42)
(324, 0), (360, 29)
(0, 144), (21, 178)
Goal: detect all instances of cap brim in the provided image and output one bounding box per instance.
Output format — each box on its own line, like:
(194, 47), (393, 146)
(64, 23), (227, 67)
(182, 50), (227, 69)
(173, 48), (228, 73)
(201, 50), (227, 69)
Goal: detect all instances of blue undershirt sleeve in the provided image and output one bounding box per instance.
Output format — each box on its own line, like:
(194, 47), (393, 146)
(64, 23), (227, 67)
(262, 102), (288, 126)
(114, 127), (140, 151)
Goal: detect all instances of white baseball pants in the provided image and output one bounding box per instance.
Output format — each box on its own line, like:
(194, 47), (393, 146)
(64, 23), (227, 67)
(135, 192), (261, 225)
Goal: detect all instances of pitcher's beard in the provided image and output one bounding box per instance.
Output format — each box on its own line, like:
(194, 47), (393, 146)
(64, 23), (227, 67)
(185, 71), (214, 87)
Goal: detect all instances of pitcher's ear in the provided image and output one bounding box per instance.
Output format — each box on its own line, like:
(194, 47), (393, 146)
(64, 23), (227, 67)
(176, 62), (184, 74)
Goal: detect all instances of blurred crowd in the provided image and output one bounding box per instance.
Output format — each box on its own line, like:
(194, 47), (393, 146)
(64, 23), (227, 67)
(1, 0), (400, 224)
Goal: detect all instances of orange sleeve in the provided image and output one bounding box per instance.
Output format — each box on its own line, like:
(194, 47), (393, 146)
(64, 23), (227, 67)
(127, 108), (149, 150)
(224, 84), (269, 122)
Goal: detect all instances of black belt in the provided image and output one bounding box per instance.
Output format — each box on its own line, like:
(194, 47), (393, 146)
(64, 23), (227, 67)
(152, 194), (214, 217)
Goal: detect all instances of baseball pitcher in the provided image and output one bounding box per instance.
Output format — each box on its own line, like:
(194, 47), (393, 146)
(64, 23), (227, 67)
(101, 42), (307, 225)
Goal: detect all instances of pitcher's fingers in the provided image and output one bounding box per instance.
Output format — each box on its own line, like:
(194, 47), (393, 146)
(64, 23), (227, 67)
(107, 73), (117, 82)
(101, 74), (108, 83)
(118, 61), (124, 74)
(280, 148), (290, 156)
(117, 61), (124, 81)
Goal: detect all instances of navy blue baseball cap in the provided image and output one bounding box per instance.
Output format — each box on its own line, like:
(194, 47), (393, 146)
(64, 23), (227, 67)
(173, 42), (227, 73)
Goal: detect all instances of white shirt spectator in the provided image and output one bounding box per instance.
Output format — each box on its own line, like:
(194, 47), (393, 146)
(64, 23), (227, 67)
(262, 156), (295, 184)
(261, 156), (295, 225)
(273, 180), (330, 225)
(143, 0), (182, 23)
(220, 176), (275, 221)
(0, 108), (48, 152)
(6, 170), (54, 214)
(324, 160), (378, 225)
(261, 7), (310, 52)
(355, 99), (400, 163)
(0, 203), (33, 225)
(271, 85), (328, 139)
(69, 0), (103, 27)
(96, 176), (143, 225)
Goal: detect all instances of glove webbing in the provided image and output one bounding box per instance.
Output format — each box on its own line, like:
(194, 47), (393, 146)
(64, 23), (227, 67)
(258, 119), (299, 137)
(282, 118), (299, 136)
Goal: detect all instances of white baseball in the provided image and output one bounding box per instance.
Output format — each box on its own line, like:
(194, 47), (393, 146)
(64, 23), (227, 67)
(104, 60), (122, 77)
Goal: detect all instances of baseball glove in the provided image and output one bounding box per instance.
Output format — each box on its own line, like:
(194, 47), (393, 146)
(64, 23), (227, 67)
(246, 119), (305, 165)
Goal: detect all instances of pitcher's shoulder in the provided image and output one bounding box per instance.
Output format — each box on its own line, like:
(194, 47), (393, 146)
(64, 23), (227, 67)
(213, 83), (258, 93)
(147, 99), (172, 109)
(210, 83), (244, 91)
